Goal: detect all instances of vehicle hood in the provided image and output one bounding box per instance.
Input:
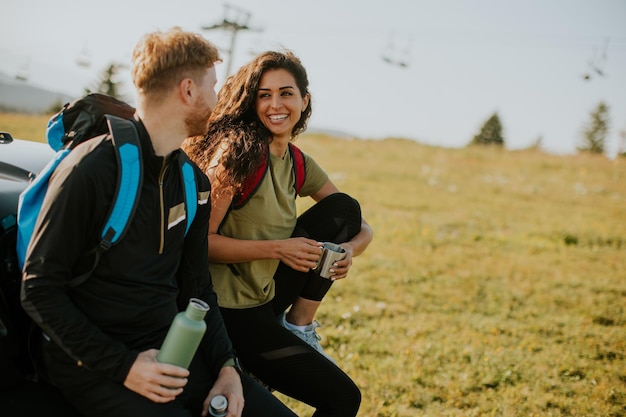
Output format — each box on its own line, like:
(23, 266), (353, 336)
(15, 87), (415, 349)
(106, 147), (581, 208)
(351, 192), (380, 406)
(0, 138), (53, 220)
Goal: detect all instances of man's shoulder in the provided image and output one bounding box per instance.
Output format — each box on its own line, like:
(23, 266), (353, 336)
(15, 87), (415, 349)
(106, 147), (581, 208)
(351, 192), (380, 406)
(179, 150), (211, 190)
(54, 136), (116, 182)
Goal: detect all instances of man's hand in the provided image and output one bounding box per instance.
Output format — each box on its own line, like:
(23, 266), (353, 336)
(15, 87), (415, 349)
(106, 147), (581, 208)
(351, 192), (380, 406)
(124, 349), (189, 403)
(202, 366), (244, 417)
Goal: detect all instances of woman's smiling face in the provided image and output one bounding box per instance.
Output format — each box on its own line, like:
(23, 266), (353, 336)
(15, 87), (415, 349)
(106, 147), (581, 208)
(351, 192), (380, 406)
(255, 68), (309, 140)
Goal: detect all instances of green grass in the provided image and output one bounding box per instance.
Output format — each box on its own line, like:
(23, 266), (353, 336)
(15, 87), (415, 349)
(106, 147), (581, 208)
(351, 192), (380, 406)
(292, 135), (625, 416)
(3, 114), (625, 416)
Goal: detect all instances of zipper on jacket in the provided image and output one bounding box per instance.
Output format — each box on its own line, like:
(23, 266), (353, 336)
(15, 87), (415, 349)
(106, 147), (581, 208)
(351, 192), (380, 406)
(158, 159), (170, 254)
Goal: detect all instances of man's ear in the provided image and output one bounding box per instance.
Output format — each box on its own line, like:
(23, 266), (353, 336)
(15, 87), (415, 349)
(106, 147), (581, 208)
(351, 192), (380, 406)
(179, 78), (194, 104)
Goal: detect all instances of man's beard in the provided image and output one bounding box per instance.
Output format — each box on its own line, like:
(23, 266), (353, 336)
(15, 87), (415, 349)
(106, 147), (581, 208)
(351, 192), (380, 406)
(185, 99), (212, 137)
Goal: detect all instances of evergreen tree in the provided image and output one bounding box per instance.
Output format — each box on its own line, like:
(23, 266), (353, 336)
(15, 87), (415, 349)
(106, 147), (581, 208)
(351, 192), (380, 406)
(85, 63), (127, 100)
(470, 112), (505, 147)
(578, 101), (610, 155)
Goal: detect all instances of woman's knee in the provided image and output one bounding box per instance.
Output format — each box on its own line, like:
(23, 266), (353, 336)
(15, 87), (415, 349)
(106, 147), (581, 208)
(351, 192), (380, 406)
(321, 192), (360, 211)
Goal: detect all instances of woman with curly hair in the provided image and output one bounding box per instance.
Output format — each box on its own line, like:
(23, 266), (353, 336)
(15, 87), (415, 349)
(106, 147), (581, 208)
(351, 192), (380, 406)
(183, 50), (373, 417)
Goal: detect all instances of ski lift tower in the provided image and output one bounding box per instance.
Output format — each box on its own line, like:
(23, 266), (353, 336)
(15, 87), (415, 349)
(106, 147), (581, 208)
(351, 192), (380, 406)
(202, 3), (261, 78)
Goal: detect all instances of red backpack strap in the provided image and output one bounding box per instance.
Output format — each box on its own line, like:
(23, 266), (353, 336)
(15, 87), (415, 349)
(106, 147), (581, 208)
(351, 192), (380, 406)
(232, 151), (269, 210)
(231, 143), (306, 210)
(288, 143), (306, 196)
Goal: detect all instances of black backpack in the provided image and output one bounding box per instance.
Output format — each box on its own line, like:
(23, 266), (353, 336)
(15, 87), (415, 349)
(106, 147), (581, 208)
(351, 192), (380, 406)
(2, 93), (198, 388)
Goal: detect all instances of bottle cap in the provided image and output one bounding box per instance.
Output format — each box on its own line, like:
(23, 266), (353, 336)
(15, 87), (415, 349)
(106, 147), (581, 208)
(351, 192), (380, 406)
(210, 394), (228, 413)
(186, 298), (210, 321)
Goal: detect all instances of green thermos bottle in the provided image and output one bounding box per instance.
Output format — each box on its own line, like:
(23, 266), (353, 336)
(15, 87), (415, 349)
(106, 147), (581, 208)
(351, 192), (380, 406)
(157, 298), (210, 368)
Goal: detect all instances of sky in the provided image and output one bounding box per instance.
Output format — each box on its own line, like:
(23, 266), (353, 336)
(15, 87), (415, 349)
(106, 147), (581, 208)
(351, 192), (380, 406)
(2, 0), (625, 156)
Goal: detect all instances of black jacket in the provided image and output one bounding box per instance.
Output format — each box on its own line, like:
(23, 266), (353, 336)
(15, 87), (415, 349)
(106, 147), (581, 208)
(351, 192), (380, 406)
(21, 119), (233, 384)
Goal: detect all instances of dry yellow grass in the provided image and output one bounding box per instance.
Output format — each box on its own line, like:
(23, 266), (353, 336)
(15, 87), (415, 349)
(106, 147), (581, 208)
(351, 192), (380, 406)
(0, 113), (51, 143)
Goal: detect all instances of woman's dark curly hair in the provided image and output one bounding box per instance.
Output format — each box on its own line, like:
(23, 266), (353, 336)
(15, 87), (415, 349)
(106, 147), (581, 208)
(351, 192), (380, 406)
(183, 50), (312, 197)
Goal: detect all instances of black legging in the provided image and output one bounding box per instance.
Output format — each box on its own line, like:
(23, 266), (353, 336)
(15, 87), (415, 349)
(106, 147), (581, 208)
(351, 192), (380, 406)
(219, 193), (363, 417)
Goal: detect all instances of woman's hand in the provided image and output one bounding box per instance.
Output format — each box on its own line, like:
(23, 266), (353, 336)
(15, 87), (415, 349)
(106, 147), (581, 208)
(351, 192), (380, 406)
(326, 243), (354, 281)
(277, 237), (323, 272)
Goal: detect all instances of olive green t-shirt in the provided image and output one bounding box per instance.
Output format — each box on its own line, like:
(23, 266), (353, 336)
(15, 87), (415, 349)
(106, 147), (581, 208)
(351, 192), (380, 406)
(211, 149), (328, 308)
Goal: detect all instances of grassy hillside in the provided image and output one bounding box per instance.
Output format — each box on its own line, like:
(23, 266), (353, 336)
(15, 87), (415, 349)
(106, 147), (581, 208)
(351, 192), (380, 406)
(2, 113), (625, 416)
(292, 134), (625, 417)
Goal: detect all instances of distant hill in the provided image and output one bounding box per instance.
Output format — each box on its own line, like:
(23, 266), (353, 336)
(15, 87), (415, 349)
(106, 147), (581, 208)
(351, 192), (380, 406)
(0, 71), (72, 114)
(306, 127), (359, 140)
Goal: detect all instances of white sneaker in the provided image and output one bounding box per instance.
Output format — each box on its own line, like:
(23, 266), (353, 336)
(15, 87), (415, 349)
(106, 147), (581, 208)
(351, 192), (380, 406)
(279, 312), (336, 363)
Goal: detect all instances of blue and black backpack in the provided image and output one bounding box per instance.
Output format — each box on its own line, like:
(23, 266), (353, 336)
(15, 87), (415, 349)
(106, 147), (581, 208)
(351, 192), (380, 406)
(17, 93), (198, 274)
(1, 93), (198, 386)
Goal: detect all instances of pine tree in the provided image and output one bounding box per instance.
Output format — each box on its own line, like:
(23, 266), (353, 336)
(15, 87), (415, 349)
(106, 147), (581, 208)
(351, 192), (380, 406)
(578, 101), (610, 155)
(85, 63), (127, 100)
(470, 112), (505, 147)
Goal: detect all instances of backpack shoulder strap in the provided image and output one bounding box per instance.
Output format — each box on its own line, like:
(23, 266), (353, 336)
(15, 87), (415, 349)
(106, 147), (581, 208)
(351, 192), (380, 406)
(231, 151), (269, 210)
(232, 144), (306, 210)
(98, 115), (143, 249)
(288, 143), (306, 196)
(177, 152), (197, 235)
(65, 115), (143, 288)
